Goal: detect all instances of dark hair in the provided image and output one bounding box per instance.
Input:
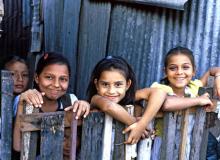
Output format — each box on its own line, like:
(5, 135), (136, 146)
(3, 55), (28, 70)
(161, 46), (195, 84)
(87, 56), (136, 105)
(34, 52), (71, 89)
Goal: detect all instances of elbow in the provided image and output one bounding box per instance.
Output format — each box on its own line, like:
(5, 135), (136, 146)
(162, 99), (173, 111)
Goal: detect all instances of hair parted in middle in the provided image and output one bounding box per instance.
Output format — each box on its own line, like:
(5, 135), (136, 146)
(87, 55), (137, 105)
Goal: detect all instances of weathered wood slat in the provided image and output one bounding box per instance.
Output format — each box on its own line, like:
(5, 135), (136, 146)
(113, 121), (125, 160)
(189, 108), (206, 160)
(40, 113), (64, 160)
(80, 112), (105, 160)
(197, 76), (218, 159)
(21, 105), (39, 160)
(179, 109), (189, 160)
(125, 105), (137, 160)
(137, 138), (152, 160)
(102, 114), (113, 160)
(70, 113), (77, 160)
(0, 70), (13, 160)
(20, 112), (67, 132)
(160, 112), (177, 160)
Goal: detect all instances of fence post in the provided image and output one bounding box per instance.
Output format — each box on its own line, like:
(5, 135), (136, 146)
(80, 112), (105, 160)
(102, 114), (113, 160)
(40, 113), (64, 160)
(160, 112), (177, 160)
(0, 70), (13, 160)
(21, 104), (39, 160)
(195, 76), (219, 159)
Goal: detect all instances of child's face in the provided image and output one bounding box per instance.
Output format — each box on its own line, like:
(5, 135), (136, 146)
(5, 61), (29, 95)
(95, 70), (131, 103)
(165, 54), (195, 93)
(35, 64), (69, 100)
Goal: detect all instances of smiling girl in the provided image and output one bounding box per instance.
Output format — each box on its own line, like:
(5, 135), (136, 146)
(13, 52), (90, 159)
(150, 46), (220, 160)
(87, 56), (166, 144)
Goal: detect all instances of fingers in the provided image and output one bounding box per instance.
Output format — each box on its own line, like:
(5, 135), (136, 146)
(124, 134), (139, 145)
(20, 89), (44, 107)
(123, 126), (131, 134)
(68, 100), (90, 119)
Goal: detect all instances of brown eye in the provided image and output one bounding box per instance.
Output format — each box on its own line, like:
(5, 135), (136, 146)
(115, 82), (123, 88)
(183, 66), (190, 70)
(60, 77), (68, 82)
(168, 66), (177, 71)
(45, 75), (53, 80)
(100, 82), (109, 88)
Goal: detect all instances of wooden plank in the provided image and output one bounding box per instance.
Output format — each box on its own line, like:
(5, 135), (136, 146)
(189, 107), (206, 160)
(160, 112), (177, 160)
(179, 109), (189, 160)
(20, 105), (39, 160)
(137, 138), (152, 160)
(40, 113), (64, 160)
(197, 76), (217, 159)
(102, 114), (113, 160)
(113, 121), (125, 160)
(80, 112), (105, 160)
(0, 70), (13, 160)
(20, 111), (66, 132)
(125, 105), (136, 160)
(70, 113), (77, 160)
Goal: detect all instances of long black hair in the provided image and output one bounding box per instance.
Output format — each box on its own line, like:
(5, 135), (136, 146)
(87, 56), (137, 105)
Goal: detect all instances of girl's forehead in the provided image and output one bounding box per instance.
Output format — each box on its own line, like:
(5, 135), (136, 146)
(41, 64), (69, 75)
(99, 70), (126, 80)
(168, 54), (193, 65)
(6, 61), (28, 71)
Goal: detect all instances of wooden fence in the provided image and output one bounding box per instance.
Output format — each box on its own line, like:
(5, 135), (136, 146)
(81, 78), (220, 160)
(0, 70), (13, 160)
(1, 71), (219, 160)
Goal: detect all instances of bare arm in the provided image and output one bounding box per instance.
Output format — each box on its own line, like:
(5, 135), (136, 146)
(124, 88), (166, 144)
(91, 95), (136, 126)
(162, 93), (213, 111)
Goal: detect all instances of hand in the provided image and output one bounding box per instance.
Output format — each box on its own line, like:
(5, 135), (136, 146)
(65, 100), (90, 119)
(19, 89), (45, 107)
(123, 120), (146, 145)
(197, 93), (214, 112)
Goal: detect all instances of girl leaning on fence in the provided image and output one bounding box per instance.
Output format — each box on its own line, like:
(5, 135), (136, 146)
(87, 55), (167, 144)
(149, 46), (220, 160)
(13, 52), (90, 159)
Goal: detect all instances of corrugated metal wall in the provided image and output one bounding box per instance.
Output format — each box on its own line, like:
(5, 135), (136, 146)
(76, 0), (220, 98)
(1, 0), (220, 99)
(0, 0), (31, 59)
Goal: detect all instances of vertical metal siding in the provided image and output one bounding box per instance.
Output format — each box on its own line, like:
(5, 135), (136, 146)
(107, 0), (220, 89)
(1, 0), (220, 98)
(0, 0), (31, 58)
(76, 1), (111, 98)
